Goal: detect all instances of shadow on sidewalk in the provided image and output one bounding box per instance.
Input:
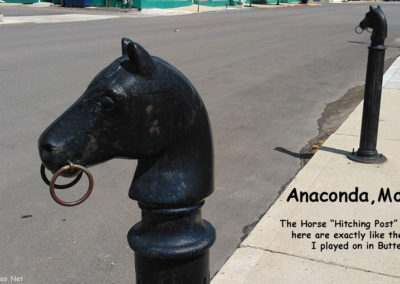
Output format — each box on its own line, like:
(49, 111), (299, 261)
(318, 145), (349, 156)
(274, 145), (349, 159)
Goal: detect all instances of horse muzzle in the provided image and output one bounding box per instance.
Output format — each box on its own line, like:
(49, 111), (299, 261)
(359, 19), (369, 30)
(38, 129), (84, 175)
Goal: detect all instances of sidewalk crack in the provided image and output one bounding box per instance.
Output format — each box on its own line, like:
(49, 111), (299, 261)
(241, 244), (400, 279)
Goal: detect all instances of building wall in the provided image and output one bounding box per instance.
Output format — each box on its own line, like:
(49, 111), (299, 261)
(194, 0), (249, 7)
(252, 0), (297, 3)
(133, 0), (191, 8)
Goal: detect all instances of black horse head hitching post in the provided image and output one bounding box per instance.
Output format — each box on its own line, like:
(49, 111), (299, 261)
(358, 5), (387, 47)
(38, 38), (216, 283)
(348, 6), (387, 164)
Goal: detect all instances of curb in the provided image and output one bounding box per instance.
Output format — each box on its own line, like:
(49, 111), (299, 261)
(212, 56), (400, 284)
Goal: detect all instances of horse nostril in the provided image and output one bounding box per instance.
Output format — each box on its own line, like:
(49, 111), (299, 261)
(42, 144), (54, 153)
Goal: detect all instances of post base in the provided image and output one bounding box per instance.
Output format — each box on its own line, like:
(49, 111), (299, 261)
(134, 251), (210, 284)
(347, 152), (386, 164)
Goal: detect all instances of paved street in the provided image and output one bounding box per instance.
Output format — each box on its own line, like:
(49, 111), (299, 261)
(213, 54), (400, 284)
(1, 3), (400, 283)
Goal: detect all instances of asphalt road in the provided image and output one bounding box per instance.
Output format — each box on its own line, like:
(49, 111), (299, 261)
(2, 3), (400, 283)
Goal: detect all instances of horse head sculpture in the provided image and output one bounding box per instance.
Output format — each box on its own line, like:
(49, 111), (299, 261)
(359, 5), (387, 46)
(38, 38), (214, 205)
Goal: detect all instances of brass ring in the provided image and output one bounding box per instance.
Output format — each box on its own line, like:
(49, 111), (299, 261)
(355, 26), (363, 34)
(41, 164), (83, 189)
(49, 163), (94, 207)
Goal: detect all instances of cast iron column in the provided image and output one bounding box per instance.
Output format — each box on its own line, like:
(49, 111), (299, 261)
(38, 38), (216, 284)
(347, 6), (387, 164)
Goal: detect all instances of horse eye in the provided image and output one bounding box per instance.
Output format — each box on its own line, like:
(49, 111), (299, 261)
(99, 96), (115, 110)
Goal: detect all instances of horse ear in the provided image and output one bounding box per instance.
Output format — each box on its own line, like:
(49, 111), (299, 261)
(127, 42), (156, 77)
(121, 37), (133, 56)
(369, 6), (373, 12)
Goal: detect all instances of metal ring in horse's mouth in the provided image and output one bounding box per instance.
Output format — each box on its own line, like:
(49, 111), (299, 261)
(49, 163), (94, 207)
(41, 164), (83, 189)
(355, 26), (364, 34)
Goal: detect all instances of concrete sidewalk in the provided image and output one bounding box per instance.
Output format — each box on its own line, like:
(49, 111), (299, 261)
(0, 5), (246, 25)
(0, 2), (319, 25)
(0, 14), (119, 24)
(212, 57), (400, 284)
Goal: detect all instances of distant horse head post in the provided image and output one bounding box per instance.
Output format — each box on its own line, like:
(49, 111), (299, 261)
(348, 6), (387, 164)
(359, 5), (387, 47)
(38, 38), (216, 283)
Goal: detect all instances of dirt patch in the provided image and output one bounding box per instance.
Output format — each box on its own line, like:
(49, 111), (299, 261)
(300, 55), (398, 166)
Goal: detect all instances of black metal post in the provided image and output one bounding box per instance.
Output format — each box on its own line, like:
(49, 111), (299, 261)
(120, 39), (216, 284)
(347, 6), (387, 164)
(38, 38), (215, 284)
(128, 202), (215, 284)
